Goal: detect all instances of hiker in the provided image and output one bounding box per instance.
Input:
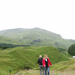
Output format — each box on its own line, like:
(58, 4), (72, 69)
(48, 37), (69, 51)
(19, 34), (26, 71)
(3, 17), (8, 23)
(38, 55), (44, 75)
(42, 54), (52, 75)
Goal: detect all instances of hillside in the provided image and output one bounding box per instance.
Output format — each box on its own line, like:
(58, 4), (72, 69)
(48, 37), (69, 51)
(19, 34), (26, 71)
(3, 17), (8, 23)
(51, 59), (75, 71)
(0, 36), (22, 44)
(0, 46), (69, 75)
(15, 58), (75, 75)
(0, 36), (30, 48)
(0, 28), (75, 48)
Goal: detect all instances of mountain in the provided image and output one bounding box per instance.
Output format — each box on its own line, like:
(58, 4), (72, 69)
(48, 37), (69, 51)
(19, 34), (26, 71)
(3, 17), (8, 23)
(0, 28), (75, 48)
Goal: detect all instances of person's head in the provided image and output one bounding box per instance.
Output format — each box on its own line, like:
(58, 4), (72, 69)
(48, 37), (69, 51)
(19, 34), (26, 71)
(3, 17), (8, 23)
(39, 55), (42, 58)
(44, 54), (48, 59)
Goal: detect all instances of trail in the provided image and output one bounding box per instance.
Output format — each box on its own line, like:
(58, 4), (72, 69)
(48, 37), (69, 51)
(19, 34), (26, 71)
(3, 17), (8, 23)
(14, 70), (56, 75)
(15, 70), (75, 75)
(14, 72), (20, 75)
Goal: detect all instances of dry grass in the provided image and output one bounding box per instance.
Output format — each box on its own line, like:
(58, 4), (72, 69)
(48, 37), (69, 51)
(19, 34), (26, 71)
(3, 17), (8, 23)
(15, 70), (75, 75)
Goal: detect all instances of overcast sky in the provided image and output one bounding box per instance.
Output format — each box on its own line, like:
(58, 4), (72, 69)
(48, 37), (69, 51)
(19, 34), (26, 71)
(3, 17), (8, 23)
(0, 0), (75, 39)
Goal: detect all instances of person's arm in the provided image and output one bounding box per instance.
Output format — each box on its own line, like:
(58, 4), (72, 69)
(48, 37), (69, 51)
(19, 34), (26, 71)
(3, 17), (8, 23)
(42, 59), (46, 67)
(48, 58), (52, 66)
(38, 59), (39, 63)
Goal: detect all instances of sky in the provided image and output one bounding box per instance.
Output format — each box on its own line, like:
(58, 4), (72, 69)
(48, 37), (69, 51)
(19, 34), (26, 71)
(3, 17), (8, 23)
(0, 0), (75, 39)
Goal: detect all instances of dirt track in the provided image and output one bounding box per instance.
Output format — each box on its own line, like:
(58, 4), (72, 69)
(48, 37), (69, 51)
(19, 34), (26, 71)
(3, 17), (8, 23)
(15, 70), (75, 75)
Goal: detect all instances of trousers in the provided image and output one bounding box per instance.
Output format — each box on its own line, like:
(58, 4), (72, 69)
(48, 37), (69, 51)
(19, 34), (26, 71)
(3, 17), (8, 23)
(39, 65), (45, 75)
(44, 67), (50, 75)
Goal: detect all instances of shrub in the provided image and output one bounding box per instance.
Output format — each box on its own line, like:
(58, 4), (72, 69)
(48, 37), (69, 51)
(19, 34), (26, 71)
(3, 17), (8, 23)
(0, 46), (2, 48)
(3, 46), (9, 49)
(68, 43), (75, 56)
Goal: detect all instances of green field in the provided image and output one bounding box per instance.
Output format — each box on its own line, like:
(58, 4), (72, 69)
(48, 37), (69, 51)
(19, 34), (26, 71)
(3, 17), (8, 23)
(0, 46), (69, 75)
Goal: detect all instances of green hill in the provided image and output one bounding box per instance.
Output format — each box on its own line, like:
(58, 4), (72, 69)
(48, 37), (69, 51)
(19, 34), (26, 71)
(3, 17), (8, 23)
(0, 36), (26, 44)
(0, 28), (75, 48)
(0, 36), (30, 48)
(0, 46), (69, 75)
(0, 36), (22, 44)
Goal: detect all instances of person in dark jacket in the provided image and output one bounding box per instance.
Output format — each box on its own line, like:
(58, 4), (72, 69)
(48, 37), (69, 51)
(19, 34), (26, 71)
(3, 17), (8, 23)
(38, 55), (44, 75)
(42, 54), (52, 75)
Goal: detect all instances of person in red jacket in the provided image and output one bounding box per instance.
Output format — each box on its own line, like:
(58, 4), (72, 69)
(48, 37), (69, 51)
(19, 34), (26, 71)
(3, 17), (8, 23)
(42, 54), (52, 75)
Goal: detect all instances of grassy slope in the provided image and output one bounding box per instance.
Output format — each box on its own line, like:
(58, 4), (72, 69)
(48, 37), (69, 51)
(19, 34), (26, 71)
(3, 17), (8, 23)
(0, 36), (27, 45)
(0, 28), (75, 48)
(15, 56), (75, 75)
(51, 58), (75, 71)
(0, 46), (69, 75)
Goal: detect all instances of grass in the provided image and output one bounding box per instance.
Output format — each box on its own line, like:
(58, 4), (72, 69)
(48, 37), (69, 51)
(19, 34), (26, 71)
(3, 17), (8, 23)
(51, 59), (75, 71)
(0, 46), (69, 75)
